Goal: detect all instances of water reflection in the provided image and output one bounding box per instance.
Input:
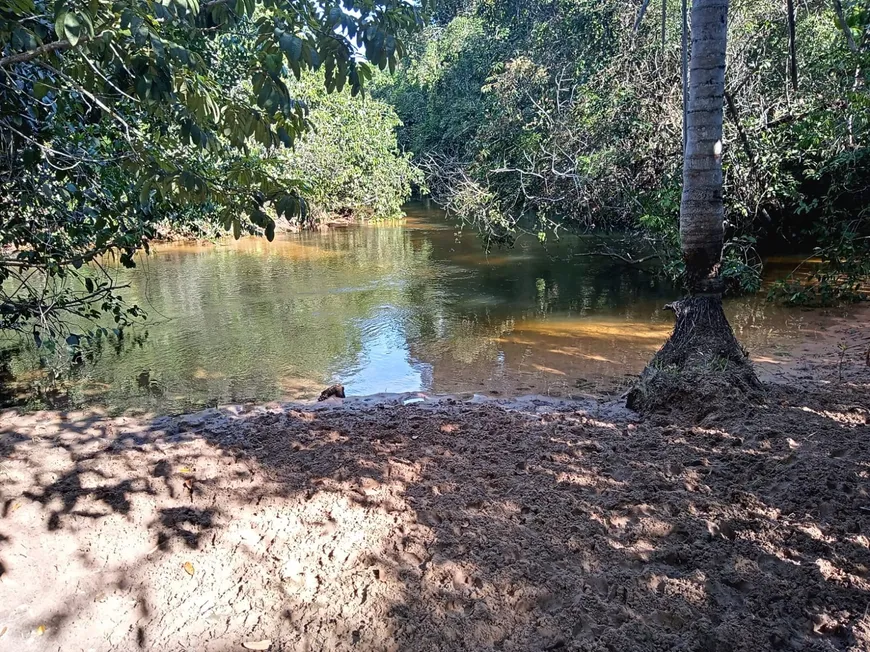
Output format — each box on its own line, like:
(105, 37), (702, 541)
(1, 203), (841, 412)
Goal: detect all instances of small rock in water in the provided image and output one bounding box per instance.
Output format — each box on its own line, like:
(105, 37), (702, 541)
(318, 384), (345, 402)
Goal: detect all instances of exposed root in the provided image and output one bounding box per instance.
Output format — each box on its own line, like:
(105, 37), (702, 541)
(627, 295), (763, 414)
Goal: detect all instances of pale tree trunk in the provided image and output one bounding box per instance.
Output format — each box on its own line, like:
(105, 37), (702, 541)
(680, 0), (727, 292)
(628, 0), (760, 413)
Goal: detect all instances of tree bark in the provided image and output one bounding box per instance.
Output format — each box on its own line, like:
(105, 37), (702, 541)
(787, 0), (798, 91)
(681, 0), (688, 152)
(628, 0), (761, 413)
(680, 0), (728, 291)
(662, 0), (668, 48)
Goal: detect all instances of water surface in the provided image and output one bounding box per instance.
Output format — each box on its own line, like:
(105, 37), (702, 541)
(1, 204), (837, 412)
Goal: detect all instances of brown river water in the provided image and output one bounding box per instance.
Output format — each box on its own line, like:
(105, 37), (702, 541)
(1, 203), (861, 413)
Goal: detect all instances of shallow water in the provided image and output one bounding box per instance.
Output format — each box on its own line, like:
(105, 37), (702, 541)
(0, 204), (842, 412)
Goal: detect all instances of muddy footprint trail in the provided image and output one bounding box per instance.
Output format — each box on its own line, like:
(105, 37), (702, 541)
(0, 383), (869, 651)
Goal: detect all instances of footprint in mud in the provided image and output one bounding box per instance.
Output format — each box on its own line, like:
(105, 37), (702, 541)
(648, 609), (688, 631)
(537, 591), (563, 613)
(665, 461), (684, 477)
(586, 575), (609, 597)
(706, 578), (748, 610)
(451, 568), (471, 591)
(707, 520), (737, 541)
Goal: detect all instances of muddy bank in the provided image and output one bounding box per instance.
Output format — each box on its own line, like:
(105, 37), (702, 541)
(1, 370), (869, 651)
(752, 302), (870, 387)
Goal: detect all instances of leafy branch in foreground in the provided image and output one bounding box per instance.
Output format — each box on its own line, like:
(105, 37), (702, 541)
(1, 0), (430, 345)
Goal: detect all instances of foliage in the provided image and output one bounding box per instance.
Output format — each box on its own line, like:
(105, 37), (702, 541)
(281, 74), (423, 221)
(377, 0), (870, 298)
(0, 0), (429, 345)
(768, 146), (870, 304)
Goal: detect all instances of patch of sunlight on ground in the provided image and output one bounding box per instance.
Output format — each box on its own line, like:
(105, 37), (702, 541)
(530, 364), (567, 376)
(278, 376), (328, 399)
(752, 356), (785, 365)
(192, 368), (227, 380)
(545, 348), (620, 363)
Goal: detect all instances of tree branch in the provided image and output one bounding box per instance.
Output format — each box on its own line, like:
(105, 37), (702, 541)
(0, 29), (120, 68)
(0, 38), (76, 67)
(724, 91), (755, 165)
(832, 0), (859, 53)
(786, 0), (798, 91)
(634, 0), (653, 31)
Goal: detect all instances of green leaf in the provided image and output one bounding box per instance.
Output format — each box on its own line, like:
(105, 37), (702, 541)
(32, 81), (49, 100)
(54, 11), (67, 39)
(328, 5), (343, 27)
(279, 33), (303, 64)
(288, 35), (302, 63)
(63, 13), (82, 46)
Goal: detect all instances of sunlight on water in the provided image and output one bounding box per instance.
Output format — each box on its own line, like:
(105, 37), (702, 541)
(508, 318), (675, 341)
(145, 236), (344, 261)
(0, 203), (848, 412)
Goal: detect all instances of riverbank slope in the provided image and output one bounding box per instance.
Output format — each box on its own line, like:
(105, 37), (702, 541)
(0, 320), (868, 651)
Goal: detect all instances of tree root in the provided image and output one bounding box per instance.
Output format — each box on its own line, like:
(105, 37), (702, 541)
(626, 295), (763, 414)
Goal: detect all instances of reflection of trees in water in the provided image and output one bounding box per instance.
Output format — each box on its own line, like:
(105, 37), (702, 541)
(724, 297), (813, 351)
(2, 215), (815, 410)
(7, 225), (442, 411)
(394, 227), (686, 389)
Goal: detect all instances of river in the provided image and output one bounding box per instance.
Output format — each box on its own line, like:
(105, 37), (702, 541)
(0, 203), (845, 413)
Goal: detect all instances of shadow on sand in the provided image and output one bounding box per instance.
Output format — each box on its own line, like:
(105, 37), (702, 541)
(0, 382), (869, 651)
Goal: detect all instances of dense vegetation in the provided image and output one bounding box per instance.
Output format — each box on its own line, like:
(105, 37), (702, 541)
(0, 0), (428, 348)
(280, 74), (423, 222)
(374, 0), (870, 300)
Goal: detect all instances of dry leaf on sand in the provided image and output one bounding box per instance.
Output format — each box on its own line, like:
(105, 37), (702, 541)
(182, 562), (195, 576)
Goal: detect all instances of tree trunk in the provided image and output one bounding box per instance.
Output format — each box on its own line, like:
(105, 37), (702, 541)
(661, 0), (667, 49)
(787, 0), (798, 91)
(628, 0), (761, 413)
(833, 0), (858, 53)
(681, 0), (688, 152)
(680, 0), (727, 291)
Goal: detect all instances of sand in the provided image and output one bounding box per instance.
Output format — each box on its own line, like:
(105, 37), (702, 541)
(0, 315), (868, 651)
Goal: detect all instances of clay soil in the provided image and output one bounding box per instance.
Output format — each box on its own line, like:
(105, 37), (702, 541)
(1, 326), (869, 651)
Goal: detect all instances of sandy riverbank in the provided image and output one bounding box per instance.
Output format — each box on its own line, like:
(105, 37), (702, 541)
(0, 309), (868, 651)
